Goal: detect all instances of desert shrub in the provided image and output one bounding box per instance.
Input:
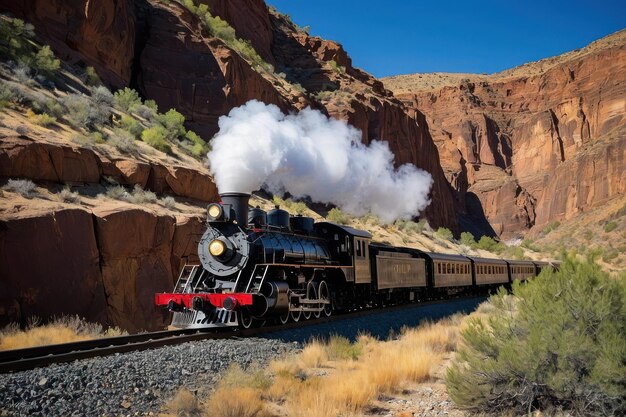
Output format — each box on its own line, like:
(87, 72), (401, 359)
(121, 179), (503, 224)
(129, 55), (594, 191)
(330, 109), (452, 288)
(396, 219), (428, 235)
(329, 59), (346, 74)
(58, 187), (80, 204)
(521, 238), (540, 252)
(325, 335), (362, 360)
(120, 114), (143, 138)
(182, 130), (210, 157)
(38, 99), (65, 119)
(163, 389), (202, 417)
(156, 108), (186, 140)
(327, 207), (349, 225)
(26, 109), (56, 126)
(273, 196), (307, 215)
(459, 231), (475, 247)
(141, 125), (172, 153)
(134, 104), (154, 121)
(502, 245), (525, 260)
(63, 93), (111, 130)
(33, 45), (60, 74)
(113, 87), (141, 112)
(434, 227), (454, 241)
(90, 85), (114, 107)
(108, 128), (137, 153)
(543, 220), (561, 235)
(105, 185), (128, 200)
(617, 202), (626, 218)
(84, 66), (101, 86)
(474, 235), (505, 254)
(446, 257), (626, 416)
(0, 83), (15, 108)
(2, 178), (37, 198)
(0, 17), (35, 64)
(161, 196), (176, 209)
(604, 221), (618, 233)
(12, 64), (33, 85)
(71, 132), (105, 149)
(191, 5), (273, 72)
(128, 184), (158, 204)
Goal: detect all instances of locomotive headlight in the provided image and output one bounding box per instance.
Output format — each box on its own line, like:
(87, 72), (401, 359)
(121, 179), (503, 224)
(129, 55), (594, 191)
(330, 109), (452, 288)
(209, 239), (226, 257)
(207, 203), (223, 221)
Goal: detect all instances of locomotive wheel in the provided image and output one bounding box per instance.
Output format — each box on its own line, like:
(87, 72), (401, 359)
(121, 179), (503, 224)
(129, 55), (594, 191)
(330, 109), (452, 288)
(318, 281), (332, 317)
(239, 311), (265, 329)
(239, 311), (254, 329)
(278, 309), (290, 325)
(290, 310), (301, 322)
(304, 282), (317, 320)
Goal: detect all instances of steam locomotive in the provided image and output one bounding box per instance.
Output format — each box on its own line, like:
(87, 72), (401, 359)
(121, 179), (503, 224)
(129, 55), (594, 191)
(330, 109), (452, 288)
(155, 193), (557, 329)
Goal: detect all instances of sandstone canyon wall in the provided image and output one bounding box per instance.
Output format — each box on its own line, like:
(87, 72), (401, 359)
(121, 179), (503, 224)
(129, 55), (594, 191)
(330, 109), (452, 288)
(386, 31), (626, 238)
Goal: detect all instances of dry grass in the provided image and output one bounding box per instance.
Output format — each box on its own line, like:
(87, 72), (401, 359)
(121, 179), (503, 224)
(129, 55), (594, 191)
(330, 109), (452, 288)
(161, 389), (203, 417)
(0, 315), (126, 351)
(160, 309), (486, 417)
(263, 319), (462, 417)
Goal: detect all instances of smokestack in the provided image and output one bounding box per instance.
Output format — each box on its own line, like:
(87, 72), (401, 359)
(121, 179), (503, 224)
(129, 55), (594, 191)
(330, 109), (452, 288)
(220, 192), (250, 228)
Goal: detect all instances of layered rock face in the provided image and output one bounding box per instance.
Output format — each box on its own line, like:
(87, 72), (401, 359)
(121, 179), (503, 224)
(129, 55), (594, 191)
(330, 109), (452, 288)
(0, 200), (205, 332)
(387, 32), (626, 238)
(0, 135), (215, 331)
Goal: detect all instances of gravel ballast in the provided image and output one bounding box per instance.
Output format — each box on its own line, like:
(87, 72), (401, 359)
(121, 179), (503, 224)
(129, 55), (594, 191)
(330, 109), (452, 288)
(0, 338), (298, 416)
(0, 297), (482, 417)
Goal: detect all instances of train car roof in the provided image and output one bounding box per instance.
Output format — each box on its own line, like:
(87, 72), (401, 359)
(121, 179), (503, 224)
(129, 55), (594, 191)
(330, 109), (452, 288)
(421, 252), (471, 262)
(505, 259), (536, 266)
(314, 222), (373, 238)
(465, 256), (508, 265)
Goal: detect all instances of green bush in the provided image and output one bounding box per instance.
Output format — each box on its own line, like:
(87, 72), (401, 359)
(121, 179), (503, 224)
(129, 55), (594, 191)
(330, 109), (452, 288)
(84, 66), (101, 86)
(475, 235), (505, 254)
(114, 87), (142, 112)
(33, 45), (60, 74)
(141, 125), (171, 153)
(183, 130), (210, 157)
(327, 207), (349, 225)
(446, 257), (626, 416)
(120, 115), (143, 138)
(156, 108), (186, 140)
(329, 60), (346, 74)
(604, 221), (618, 233)
(435, 227), (453, 241)
(459, 231), (475, 247)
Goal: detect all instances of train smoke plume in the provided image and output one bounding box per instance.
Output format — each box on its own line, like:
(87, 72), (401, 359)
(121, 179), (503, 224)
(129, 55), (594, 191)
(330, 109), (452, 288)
(207, 100), (433, 223)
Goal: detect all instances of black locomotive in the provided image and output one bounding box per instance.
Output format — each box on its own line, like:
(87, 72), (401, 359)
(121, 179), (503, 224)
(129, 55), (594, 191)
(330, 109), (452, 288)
(155, 193), (557, 329)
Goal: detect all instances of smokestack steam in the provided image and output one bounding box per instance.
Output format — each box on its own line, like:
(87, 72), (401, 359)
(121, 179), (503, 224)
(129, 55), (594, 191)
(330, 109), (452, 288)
(208, 100), (433, 224)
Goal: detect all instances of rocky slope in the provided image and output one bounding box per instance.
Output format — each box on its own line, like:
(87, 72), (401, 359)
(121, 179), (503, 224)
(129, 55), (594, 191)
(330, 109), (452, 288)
(383, 30), (626, 239)
(0, 0), (457, 231)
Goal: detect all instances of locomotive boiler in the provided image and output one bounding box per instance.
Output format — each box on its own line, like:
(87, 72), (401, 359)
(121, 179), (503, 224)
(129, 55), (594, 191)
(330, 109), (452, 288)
(155, 193), (350, 328)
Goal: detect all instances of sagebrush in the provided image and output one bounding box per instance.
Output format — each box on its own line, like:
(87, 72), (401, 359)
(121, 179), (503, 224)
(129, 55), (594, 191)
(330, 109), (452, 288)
(445, 257), (626, 416)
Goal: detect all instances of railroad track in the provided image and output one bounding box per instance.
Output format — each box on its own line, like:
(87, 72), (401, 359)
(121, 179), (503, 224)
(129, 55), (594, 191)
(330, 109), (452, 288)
(0, 296), (483, 374)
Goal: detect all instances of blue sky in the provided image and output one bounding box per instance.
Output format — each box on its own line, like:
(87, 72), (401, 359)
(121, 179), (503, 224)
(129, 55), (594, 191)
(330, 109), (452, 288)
(268, 0), (626, 78)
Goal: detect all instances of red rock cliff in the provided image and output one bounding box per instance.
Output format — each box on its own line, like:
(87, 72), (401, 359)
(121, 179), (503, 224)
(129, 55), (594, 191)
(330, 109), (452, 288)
(386, 31), (626, 238)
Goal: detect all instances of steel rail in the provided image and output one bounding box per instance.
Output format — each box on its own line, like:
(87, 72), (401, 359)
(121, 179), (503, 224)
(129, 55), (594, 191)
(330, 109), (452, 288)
(0, 295), (483, 374)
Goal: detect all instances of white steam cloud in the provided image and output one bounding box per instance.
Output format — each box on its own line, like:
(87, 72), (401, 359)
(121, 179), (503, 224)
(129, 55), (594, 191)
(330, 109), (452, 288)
(207, 100), (433, 223)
